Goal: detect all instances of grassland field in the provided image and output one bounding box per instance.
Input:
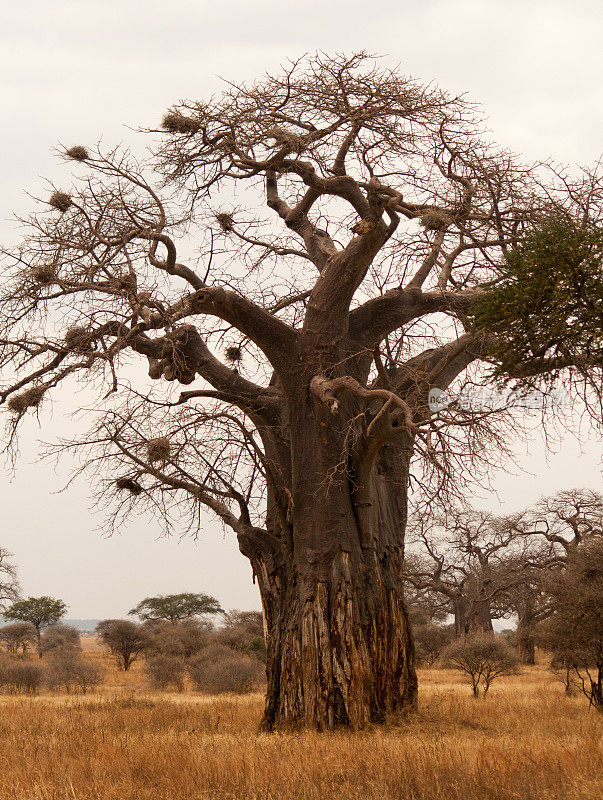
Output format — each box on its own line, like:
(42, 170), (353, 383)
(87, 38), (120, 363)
(0, 638), (600, 800)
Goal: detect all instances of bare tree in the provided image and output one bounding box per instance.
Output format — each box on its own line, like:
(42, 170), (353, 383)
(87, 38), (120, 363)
(1, 54), (600, 729)
(0, 549), (20, 611)
(442, 633), (519, 697)
(505, 489), (603, 662)
(95, 619), (149, 671)
(39, 624), (82, 657)
(0, 622), (37, 654)
(405, 507), (543, 636)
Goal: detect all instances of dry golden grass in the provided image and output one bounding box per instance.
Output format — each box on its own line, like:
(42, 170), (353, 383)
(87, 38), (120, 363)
(0, 647), (600, 800)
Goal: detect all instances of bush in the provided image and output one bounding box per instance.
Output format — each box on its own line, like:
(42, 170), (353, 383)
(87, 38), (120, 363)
(145, 619), (209, 659)
(187, 646), (265, 694)
(0, 658), (45, 694)
(0, 623), (37, 654)
(45, 655), (104, 694)
(95, 620), (149, 670)
(414, 624), (454, 666)
(144, 655), (186, 691)
(442, 634), (519, 697)
(40, 624), (82, 657)
(218, 610), (266, 661)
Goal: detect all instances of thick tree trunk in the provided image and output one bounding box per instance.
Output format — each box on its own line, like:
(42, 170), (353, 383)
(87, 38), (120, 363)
(243, 392), (418, 730)
(517, 624), (536, 665)
(516, 602), (536, 665)
(257, 547), (417, 729)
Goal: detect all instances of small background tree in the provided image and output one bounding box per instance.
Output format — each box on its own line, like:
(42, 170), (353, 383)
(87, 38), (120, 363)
(4, 597), (67, 650)
(95, 619), (149, 671)
(129, 593), (223, 623)
(538, 539), (603, 710)
(442, 634), (519, 697)
(39, 624), (82, 658)
(0, 622), (37, 654)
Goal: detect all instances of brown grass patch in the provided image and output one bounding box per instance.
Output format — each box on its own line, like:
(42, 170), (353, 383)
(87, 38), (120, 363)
(0, 649), (599, 800)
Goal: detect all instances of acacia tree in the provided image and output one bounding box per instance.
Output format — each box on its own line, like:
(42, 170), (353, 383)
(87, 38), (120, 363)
(1, 55), (601, 729)
(129, 592), (223, 622)
(4, 597), (67, 649)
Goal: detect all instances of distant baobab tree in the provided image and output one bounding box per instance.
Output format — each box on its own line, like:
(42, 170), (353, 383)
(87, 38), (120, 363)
(1, 54), (601, 729)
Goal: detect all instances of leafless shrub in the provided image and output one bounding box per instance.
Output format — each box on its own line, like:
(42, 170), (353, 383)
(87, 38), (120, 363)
(95, 619), (149, 670)
(414, 624), (454, 667)
(144, 655), (186, 691)
(45, 654), (103, 694)
(442, 634), (519, 697)
(187, 646), (264, 694)
(0, 658), (45, 694)
(0, 623), (37, 654)
(145, 619), (209, 659)
(40, 624), (82, 657)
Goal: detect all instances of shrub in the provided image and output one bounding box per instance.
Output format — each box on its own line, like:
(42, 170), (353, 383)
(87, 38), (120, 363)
(188, 647), (265, 694)
(145, 619), (209, 659)
(414, 624), (454, 666)
(0, 658), (45, 694)
(218, 610), (266, 662)
(40, 624), (82, 657)
(144, 655), (186, 691)
(95, 620), (149, 670)
(45, 655), (104, 694)
(442, 634), (519, 697)
(0, 623), (37, 654)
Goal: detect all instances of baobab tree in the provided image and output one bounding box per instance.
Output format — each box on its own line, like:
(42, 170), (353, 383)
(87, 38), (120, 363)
(404, 507), (545, 636)
(1, 54), (601, 729)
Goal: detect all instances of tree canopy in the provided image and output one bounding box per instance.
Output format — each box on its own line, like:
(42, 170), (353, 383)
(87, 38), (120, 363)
(1, 53), (600, 729)
(4, 596), (67, 642)
(129, 592), (223, 622)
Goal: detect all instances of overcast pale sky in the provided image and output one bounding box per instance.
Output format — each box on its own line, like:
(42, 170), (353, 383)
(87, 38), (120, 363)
(1, 1), (601, 618)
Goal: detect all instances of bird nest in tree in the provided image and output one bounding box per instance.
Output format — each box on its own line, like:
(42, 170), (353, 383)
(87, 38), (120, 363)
(109, 273), (137, 293)
(65, 145), (89, 162)
(266, 127), (306, 153)
(64, 326), (91, 352)
(7, 386), (46, 414)
(161, 111), (201, 135)
(115, 477), (144, 495)
(215, 212), (234, 232)
(225, 345), (243, 364)
(146, 437), (171, 463)
(419, 209), (453, 230)
(31, 264), (58, 285)
(48, 191), (72, 213)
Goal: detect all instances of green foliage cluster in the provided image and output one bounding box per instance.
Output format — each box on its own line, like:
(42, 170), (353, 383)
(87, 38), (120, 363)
(4, 596), (67, 639)
(469, 218), (603, 386)
(128, 592), (223, 622)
